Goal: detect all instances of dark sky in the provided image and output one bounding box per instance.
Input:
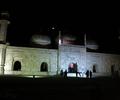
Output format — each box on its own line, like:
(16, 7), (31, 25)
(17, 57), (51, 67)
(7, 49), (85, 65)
(0, 1), (120, 54)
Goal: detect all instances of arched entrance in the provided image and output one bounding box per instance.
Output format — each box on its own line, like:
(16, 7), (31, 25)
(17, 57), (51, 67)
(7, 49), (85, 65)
(93, 64), (97, 73)
(40, 62), (48, 72)
(111, 64), (115, 74)
(13, 61), (21, 71)
(68, 63), (77, 73)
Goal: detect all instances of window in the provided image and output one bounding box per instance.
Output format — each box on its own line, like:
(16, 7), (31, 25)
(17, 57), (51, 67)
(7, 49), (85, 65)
(13, 61), (21, 71)
(40, 62), (48, 72)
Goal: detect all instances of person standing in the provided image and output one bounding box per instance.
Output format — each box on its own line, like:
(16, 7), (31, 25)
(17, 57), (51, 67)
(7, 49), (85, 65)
(64, 70), (67, 77)
(60, 69), (63, 77)
(90, 70), (92, 78)
(86, 70), (89, 78)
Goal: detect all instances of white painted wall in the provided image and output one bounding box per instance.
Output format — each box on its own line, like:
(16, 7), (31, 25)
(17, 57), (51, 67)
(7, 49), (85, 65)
(59, 45), (86, 72)
(4, 46), (57, 75)
(0, 44), (120, 76)
(86, 52), (120, 73)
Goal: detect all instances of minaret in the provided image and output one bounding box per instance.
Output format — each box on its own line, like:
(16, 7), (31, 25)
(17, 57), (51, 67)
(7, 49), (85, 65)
(0, 12), (10, 43)
(0, 12), (10, 74)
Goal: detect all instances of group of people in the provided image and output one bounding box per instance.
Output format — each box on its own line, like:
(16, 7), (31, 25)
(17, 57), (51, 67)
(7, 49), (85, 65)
(60, 69), (93, 78)
(60, 69), (67, 77)
(85, 70), (92, 78)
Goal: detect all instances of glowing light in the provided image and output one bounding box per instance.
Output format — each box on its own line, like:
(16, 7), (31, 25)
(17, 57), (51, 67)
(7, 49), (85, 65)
(67, 73), (86, 78)
(52, 27), (55, 30)
(59, 39), (61, 45)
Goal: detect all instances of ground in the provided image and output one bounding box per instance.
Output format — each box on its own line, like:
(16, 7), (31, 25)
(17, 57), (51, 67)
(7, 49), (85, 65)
(0, 75), (120, 99)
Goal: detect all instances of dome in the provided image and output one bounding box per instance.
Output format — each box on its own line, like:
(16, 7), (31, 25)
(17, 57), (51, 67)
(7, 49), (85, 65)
(86, 40), (99, 50)
(56, 34), (76, 44)
(63, 34), (76, 41)
(62, 34), (76, 44)
(31, 34), (51, 45)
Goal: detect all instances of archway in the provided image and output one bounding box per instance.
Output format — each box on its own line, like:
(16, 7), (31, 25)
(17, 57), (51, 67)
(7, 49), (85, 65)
(40, 62), (48, 72)
(13, 61), (21, 71)
(93, 64), (97, 73)
(68, 63), (77, 73)
(111, 64), (115, 74)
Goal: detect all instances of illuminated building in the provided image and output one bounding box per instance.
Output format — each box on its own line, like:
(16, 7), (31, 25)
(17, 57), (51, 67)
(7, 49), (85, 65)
(0, 13), (120, 77)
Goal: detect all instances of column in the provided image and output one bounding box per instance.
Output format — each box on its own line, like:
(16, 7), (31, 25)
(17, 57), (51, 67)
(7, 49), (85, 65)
(0, 45), (7, 74)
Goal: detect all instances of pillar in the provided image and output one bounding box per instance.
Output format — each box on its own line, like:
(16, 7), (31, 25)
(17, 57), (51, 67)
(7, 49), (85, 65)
(0, 13), (10, 74)
(0, 45), (7, 74)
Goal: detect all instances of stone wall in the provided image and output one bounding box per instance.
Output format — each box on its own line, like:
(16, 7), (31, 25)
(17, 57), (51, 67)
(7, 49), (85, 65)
(4, 46), (57, 75)
(0, 45), (3, 66)
(59, 45), (86, 72)
(0, 44), (7, 74)
(59, 45), (120, 74)
(86, 52), (120, 73)
(2, 44), (120, 76)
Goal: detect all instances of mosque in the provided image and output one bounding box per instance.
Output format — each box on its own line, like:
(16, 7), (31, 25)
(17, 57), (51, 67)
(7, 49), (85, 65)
(0, 13), (120, 77)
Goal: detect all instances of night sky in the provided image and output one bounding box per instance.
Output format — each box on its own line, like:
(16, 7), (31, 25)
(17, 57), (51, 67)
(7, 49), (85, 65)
(0, 2), (120, 54)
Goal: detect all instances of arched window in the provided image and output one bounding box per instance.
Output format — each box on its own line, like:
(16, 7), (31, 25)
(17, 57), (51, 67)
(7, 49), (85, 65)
(13, 61), (21, 71)
(40, 62), (48, 72)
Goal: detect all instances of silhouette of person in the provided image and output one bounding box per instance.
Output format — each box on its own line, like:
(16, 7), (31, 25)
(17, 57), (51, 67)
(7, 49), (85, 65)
(60, 69), (63, 76)
(75, 63), (78, 77)
(64, 70), (67, 77)
(68, 63), (74, 73)
(90, 71), (92, 78)
(86, 70), (89, 78)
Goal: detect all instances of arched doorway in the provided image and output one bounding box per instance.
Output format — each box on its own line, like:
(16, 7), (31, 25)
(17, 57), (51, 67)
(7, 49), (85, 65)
(40, 62), (48, 72)
(93, 64), (97, 73)
(68, 63), (77, 73)
(111, 64), (115, 74)
(13, 61), (21, 71)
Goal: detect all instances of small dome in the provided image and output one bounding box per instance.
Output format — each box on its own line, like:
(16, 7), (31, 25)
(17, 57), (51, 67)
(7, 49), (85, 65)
(86, 40), (99, 50)
(56, 34), (76, 44)
(63, 34), (76, 41)
(62, 34), (76, 44)
(31, 34), (51, 45)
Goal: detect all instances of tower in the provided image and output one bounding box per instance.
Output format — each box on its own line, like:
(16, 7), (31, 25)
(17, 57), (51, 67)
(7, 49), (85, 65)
(0, 12), (10, 74)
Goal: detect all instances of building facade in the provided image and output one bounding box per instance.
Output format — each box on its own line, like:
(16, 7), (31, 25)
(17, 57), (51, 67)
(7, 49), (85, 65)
(0, 14), (120, 77)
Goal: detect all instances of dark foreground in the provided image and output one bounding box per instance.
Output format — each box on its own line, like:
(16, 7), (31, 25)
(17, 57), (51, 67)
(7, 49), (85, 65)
(0, 76), (120, 100)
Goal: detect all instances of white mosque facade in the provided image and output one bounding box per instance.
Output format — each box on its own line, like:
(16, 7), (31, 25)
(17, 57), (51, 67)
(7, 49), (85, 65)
(0, 15), (120, 77)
